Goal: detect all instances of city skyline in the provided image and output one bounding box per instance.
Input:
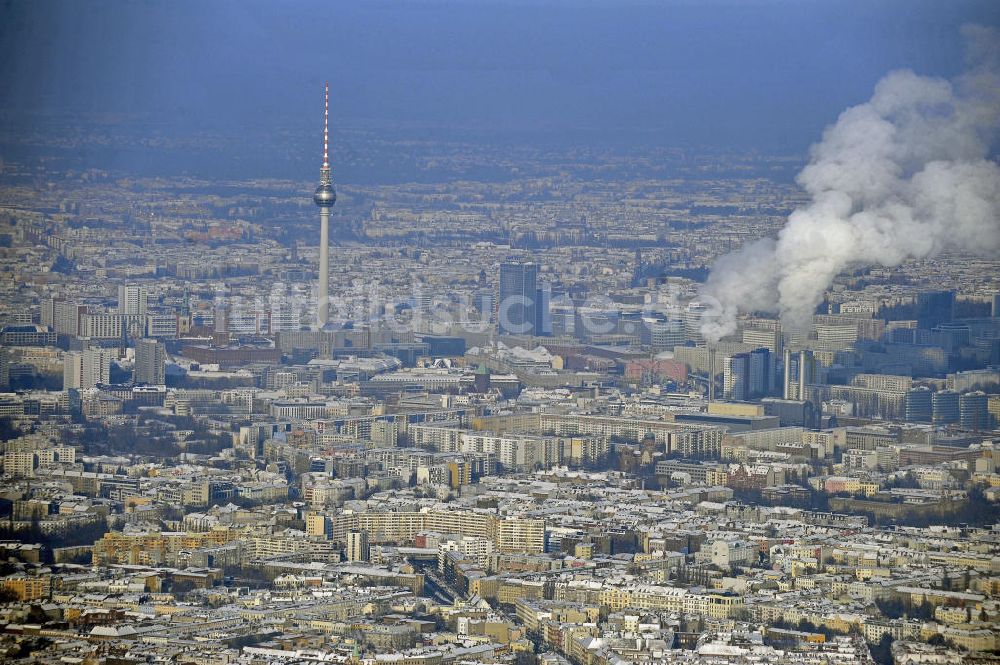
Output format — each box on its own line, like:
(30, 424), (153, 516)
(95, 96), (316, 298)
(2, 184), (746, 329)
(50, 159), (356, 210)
(0, 3), (998, 665)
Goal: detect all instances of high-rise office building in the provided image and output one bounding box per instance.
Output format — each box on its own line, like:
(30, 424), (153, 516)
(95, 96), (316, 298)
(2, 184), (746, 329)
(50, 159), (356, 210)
(575, 306), (618, 342)
(117, 284), (148, 315)
(63, 348), (112, 389)
(550, 303), (575, 338)
(931, 390), (960, 425)
(724, 348), (771, 401)
(498, 259), (538, 336)
(535, 282), (552, 336)
(723, 353), (750, 401)
(992, 292), (1000, 318)
(905, 387), (933, 423)
(959, 391), (989, 431)
(933, 323), (971, 354)
(783, 349), (815, 400)
(915, 290), (955, 329)
(683, 303), (709, 343)
(345, 530), (369, 562)
(134, 338), (166, 385)
(748, 347), (772, 398)
(647, 317), (686, 350)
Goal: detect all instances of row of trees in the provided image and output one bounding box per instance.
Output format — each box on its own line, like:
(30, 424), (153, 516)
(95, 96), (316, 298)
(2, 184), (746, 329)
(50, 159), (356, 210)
(0, 518), (108, 552)
(59, 415), (232, 459)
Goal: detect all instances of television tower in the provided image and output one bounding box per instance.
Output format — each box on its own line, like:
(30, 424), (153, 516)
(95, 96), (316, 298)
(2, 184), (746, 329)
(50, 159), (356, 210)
(313, 81), (336, 328)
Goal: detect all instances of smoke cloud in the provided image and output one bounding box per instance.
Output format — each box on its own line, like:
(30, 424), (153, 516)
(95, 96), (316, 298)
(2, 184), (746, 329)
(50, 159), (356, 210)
(700, 25), (1000, 342)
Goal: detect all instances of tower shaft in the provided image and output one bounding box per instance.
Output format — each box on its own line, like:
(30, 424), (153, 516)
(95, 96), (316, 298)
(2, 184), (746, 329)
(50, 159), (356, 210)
(318, 207), (330, 327)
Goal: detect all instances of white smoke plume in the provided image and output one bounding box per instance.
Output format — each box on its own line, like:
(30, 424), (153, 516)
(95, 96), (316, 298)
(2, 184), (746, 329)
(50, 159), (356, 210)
(700, 25), (1000, 342)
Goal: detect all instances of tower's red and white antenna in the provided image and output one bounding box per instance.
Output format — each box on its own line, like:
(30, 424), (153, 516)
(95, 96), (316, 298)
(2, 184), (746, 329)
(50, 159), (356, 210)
(323, 81), (330, 170)
(315, 82), (335, 195)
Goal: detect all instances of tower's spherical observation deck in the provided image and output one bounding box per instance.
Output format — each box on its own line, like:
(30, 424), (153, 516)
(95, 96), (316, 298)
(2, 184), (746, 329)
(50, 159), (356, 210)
(314, 183), (336, 207)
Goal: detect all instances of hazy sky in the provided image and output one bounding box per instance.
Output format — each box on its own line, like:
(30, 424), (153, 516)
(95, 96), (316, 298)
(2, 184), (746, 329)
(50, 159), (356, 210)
(2, 0), (998, 151)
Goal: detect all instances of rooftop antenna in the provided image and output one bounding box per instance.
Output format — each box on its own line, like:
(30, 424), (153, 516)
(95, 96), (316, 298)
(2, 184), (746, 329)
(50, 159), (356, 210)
(323, 81), (330, 175)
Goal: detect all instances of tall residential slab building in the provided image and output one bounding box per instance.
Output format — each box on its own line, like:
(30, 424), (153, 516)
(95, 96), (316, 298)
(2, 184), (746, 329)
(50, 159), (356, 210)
(117, 284), (149, 315)
(43, 300), (88, 336)
(134, 338), (166, 385)
(346, 530), (370, 562)
(63, 348), (112, 389)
